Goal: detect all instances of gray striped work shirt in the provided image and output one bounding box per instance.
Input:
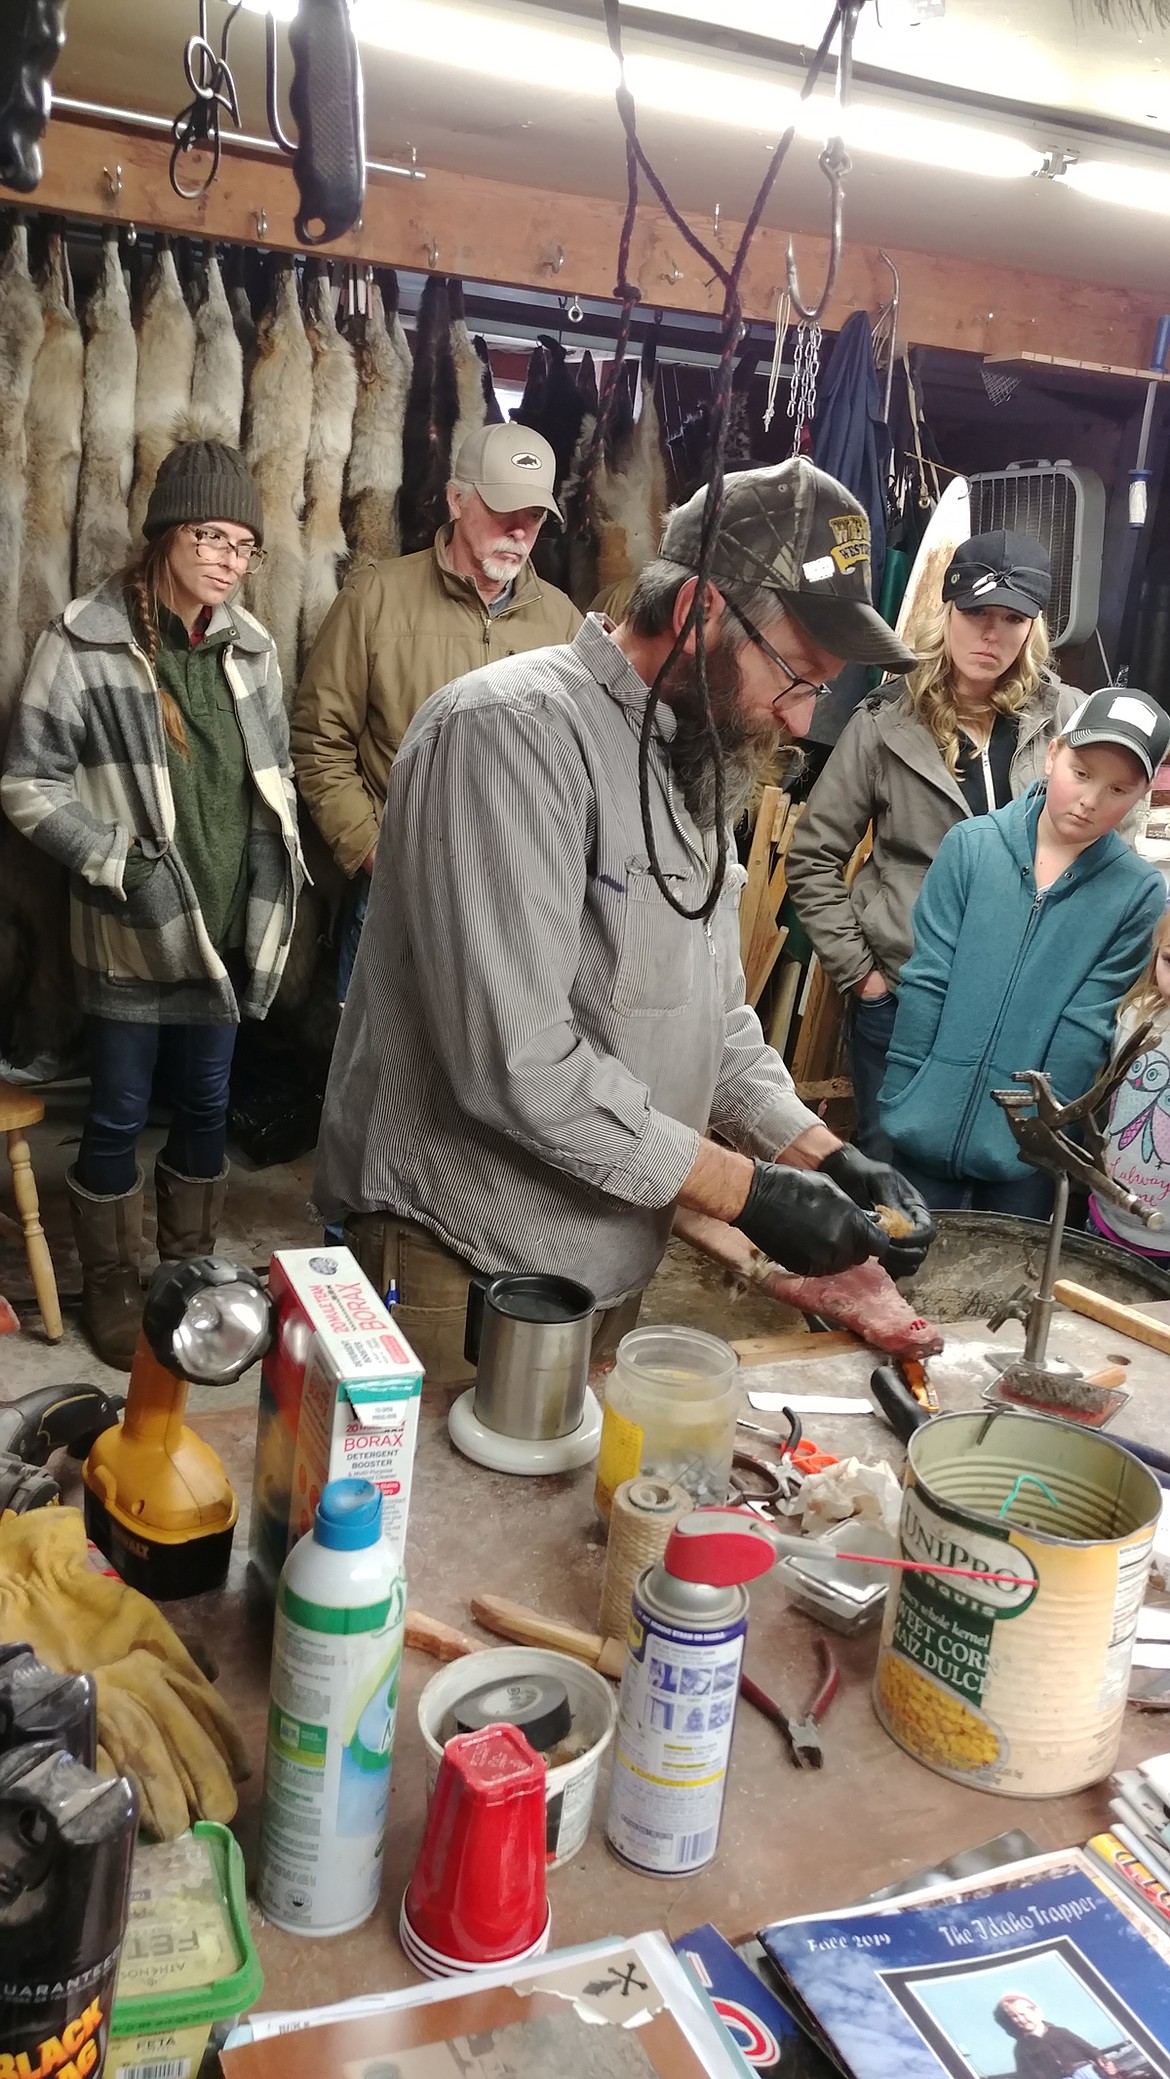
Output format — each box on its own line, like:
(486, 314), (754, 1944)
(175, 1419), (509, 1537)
(314, 616), (819, 1305)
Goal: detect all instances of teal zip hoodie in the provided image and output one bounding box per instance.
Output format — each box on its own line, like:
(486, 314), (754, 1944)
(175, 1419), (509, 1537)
(879, 783), (1164, 1182)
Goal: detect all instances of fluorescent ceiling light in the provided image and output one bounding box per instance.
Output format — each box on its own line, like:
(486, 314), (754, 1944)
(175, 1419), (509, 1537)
(242, 0), (1043, 179)
(1062, 158), (1170, 215)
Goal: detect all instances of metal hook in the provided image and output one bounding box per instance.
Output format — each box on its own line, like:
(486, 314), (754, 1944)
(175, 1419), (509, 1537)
(255, 208), (268, 240)
(567, 295), (583, 324)
(125, 223), (138, 248)
(103, 163), (123, 199)
(786, 0), (862, 323)
(662, 263), (683, 286)
(423, 239), (440, 268)
(541, 244), (565, 275)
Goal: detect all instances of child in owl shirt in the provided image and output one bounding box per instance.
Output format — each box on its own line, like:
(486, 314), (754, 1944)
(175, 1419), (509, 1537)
(1089, 905), (1170, 1264)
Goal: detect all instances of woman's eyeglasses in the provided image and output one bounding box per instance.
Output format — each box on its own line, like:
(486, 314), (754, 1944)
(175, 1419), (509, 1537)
(725, 599), (827, 715)
(186, 525), (266, 575)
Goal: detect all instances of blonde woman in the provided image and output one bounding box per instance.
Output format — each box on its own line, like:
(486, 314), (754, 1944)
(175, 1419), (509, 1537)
(787, 530), (1074, 1157)
(1, 440), (302, 1368)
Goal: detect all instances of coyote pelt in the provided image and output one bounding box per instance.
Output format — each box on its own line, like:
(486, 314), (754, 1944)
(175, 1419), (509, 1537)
(18, 233), (83, 664)
(301, 270), (357, 657)
(343, 276), (411, 565)
(593, 339), (666, 596)
(245, 265), (313, 700)
(190, 252), (244, 445)
(0, 226), (44, 752)
(448, 279), (487, 464)
(75, 233), (136, 594)
(128, 247), (195, 540)
(399, 273), (458, 555)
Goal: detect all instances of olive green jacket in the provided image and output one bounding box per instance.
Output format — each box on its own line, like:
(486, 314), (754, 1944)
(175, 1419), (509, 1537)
(785, 672), (1081, 993)
(292, 526), (581, 877)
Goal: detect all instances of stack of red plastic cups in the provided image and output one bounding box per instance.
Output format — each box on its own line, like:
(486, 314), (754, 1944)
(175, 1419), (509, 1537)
(400, 1722), (551, 1977)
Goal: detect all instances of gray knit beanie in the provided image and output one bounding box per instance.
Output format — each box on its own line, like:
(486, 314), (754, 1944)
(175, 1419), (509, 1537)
(144, 440), (264, 544)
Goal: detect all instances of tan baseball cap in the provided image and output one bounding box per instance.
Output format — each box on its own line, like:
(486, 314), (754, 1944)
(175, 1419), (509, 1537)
(453, 423), (563, 527)
(663, 457), (917, 672)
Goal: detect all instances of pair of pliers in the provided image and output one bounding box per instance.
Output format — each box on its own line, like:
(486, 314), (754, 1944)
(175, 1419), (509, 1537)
(741, 1637), (840, 1768)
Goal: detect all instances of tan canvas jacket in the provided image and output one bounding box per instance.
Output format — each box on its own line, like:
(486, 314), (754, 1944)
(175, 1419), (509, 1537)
(785, 672), (1081, 993)
(292, 526), (582, 877)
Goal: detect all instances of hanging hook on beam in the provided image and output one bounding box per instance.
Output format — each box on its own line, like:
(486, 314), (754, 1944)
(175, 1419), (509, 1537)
(785, 0), (863, 324)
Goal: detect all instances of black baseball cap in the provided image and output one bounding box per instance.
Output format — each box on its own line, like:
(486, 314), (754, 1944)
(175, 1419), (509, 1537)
(1063, 686), (1170, 783)
(943, 530), (1051, 618)
(662, 458), (918, 673)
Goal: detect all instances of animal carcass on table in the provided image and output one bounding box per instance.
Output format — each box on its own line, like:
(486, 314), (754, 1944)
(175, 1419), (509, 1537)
(673, 1206), (944, 1361)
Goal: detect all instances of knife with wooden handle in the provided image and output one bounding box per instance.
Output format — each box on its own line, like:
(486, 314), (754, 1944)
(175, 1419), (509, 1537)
(471, 1594), (627, 1679)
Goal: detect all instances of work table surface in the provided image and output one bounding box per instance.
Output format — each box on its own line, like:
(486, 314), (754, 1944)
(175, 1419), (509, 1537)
(101, 1304), (1170, 2014)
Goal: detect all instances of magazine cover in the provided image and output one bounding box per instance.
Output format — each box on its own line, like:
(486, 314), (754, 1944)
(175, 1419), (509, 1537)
(221, 1932), (746, 2079)
(673, 1923), (835, 2078)
(761, 1856), (1170, 2079)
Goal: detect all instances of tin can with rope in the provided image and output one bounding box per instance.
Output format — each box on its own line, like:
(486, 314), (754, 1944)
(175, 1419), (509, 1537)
(875, 1410), (1162, 1797)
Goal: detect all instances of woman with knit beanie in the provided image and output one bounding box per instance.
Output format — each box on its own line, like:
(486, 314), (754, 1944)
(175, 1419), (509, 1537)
(1, 440), (303, 1368)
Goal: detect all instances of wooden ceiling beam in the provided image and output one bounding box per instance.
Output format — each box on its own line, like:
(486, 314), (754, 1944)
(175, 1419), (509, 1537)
(5, 111), (1165, 370)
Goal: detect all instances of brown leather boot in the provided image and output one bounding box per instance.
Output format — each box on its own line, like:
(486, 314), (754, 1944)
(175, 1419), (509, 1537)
(66, 1167), (145, 1372)
(154, 1159), (229, 1263)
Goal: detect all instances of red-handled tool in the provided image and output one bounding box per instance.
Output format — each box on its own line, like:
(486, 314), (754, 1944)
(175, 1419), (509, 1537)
(742, 1637), (840, 1769)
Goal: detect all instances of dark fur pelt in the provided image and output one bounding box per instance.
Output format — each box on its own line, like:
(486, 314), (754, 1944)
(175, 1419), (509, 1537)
(0, 823), (77, 1073)
(564, 352), (600, 610)
(398, 273), (459, 555)
(522, 336), (596, 593)
(475, 336), (503, 423)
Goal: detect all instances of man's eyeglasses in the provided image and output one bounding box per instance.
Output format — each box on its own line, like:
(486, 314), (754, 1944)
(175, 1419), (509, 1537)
(185, 525), (266, 575)
(725, 599), (827, 715)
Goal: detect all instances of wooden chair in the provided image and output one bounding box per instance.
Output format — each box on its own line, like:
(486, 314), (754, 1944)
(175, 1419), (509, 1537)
(0, 1083), (63, 1341)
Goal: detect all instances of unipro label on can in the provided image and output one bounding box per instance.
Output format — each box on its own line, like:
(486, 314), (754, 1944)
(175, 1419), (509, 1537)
(605, 1590), (746, 1877)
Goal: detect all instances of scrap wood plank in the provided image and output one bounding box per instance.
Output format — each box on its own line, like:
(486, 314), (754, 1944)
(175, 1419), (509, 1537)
(741, 789), (799, 1007)
(732, 1328), (864, 1363)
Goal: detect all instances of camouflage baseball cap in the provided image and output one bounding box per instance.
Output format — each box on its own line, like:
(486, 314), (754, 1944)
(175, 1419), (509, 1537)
(662, 456), (917, 672)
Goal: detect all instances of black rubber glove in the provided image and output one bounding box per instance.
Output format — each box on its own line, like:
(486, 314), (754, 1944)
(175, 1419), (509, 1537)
(819, 1145), (936, 1279)
(737, 1161), (888, 1279)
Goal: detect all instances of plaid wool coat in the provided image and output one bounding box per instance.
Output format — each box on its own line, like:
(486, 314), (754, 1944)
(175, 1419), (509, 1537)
(1, 579), (304, 1024)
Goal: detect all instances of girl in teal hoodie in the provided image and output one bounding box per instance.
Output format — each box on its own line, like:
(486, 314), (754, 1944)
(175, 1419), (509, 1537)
(879, 688), (1168, 1216)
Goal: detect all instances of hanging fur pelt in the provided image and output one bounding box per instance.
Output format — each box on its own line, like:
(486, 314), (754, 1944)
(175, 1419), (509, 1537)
(564, 351), (600, 612)
(448, 278), (488, 466)
(475, 335), (504, 423)
(75, 232), (136, 596)
(343, 274), (411, 566)
(0, 225), (44, 752)
(301, 267), (357, 658)
(592, 337), (667, 597)
(245, 263), (313, 700)
(127, 245), (196, 540)
(18, 231), (83, 665)
(190, 250), (244, 445)
(399, 273), (459, 556)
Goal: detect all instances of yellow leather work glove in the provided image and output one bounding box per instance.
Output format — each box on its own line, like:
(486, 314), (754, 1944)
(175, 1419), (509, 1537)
(0, 1507), (250, 1839)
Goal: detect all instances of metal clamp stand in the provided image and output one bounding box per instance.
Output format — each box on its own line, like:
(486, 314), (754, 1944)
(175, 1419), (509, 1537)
(986, 1021), (1163, 1402)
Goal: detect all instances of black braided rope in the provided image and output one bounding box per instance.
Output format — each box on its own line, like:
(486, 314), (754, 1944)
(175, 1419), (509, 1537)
(594, 0), (856, 924)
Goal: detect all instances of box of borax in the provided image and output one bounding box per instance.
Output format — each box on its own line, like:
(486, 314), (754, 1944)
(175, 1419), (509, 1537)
(248, 1245), (422, 1602)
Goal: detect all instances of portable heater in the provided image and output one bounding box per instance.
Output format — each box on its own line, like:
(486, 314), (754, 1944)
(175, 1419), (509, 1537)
(969, 463), (1105, 648)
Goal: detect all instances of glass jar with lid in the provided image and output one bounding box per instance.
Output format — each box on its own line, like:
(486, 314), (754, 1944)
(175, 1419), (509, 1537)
(593, 1324), (738, 1519)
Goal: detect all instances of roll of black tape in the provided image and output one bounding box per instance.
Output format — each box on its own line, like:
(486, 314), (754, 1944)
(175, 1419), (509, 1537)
(453, 1674), (572, 1753)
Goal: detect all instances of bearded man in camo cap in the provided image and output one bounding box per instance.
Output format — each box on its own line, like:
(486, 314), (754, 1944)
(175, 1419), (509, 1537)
(315, 457), (935, 1379)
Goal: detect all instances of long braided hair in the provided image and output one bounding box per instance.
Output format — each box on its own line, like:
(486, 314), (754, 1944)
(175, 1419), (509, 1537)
(123, 528), (190, 756)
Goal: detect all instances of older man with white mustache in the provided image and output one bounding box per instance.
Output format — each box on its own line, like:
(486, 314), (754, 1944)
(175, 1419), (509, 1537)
(292, 423), (581, 996)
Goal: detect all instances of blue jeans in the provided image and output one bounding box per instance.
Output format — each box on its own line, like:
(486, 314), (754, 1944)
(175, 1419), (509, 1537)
(849, 992), (898, 1162)
(891, 1155), (1055, 1221)
(76, 1015), (239, 1197)
(337, 871), (370, 1003)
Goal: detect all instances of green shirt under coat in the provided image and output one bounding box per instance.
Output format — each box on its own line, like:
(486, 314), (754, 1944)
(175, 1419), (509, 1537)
(130, 605), (252, 953)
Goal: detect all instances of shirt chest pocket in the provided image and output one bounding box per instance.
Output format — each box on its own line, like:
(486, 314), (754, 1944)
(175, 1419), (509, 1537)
(610, 862), (696, 1017)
